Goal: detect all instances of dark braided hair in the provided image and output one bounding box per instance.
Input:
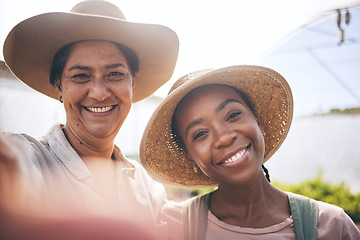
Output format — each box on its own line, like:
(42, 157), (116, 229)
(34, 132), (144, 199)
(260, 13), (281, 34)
(262, 165), (271, 182)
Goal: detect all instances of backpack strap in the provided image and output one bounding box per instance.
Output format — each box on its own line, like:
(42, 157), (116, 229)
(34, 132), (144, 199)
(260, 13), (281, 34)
(287, 192), (318, 240)
(183, 193), (211, 240)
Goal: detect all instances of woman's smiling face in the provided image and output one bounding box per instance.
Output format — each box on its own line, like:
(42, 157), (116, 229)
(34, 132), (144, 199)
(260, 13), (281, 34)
(57, 40), (135, 140)
(174, 85), (265, 185)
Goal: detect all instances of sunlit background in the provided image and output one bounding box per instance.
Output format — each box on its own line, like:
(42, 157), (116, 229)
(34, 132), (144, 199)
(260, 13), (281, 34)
(1, 0), (359, 193)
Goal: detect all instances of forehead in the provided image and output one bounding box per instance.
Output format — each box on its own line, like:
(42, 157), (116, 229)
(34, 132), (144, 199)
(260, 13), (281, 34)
(178, 84), (245, 109)
(68, 40), (127, 63)
(174, 85), (249, 125)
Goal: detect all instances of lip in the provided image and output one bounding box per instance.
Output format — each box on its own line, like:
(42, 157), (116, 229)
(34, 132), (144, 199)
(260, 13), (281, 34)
(217, 144), (251, 167)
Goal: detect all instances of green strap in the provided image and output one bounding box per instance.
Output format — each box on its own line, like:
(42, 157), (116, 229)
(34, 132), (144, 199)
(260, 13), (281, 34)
(288, 192), (318, 240)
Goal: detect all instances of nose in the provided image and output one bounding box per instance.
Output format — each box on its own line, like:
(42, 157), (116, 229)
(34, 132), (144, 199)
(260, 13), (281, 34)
(213, 124), (237, 149)
(88, 78), (111, 101)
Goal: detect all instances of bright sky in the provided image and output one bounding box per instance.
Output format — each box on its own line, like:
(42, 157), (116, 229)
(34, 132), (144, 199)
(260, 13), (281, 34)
(2, 0), (359, 97)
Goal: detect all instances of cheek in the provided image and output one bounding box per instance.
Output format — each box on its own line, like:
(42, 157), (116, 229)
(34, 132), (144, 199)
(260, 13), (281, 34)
(114, 82), (134, 99)
(62, 87), (85, 105)
(60, 80), (85, 99)
(187, 142), (211, 166)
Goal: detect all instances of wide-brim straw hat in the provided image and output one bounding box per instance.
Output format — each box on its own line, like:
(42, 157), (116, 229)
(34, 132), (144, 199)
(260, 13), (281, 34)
(3, 0), (179, 102)
(140, 65), (293, 189)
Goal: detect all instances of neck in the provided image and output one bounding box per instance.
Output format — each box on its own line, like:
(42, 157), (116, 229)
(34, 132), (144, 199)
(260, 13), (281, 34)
(214, 174), (271, 206)
(210, 174), (290, 228)
(62, 125), (115, 161)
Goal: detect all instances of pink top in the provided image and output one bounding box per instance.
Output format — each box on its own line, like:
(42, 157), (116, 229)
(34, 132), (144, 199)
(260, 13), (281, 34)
(161, 198), (360, 240)
(206, 201), (359, 240)
(206, 210), (295, 239)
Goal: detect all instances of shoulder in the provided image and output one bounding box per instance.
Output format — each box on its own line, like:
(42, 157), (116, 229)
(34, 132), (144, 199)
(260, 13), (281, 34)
(317, 200), (345, 218)
(287, 192), (360, 239)
(161, 194), (211, 240)
(161, 194), (210, 221)
(317, 200), (356, 227)
(317, 200), (360, 239)
(287, 192), (352, 225)
(1, 125), (60, 153)
(161, 195), (201, 220)
(0, 125), (67, 167)
(1, 131), (36, 145)
(0, 131), (41, 160)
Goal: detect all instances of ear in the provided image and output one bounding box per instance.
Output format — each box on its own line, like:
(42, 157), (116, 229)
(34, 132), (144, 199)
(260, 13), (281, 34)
(258, 123), (266, 137)
(54, 80), (63, 101)
(185, 151), (194, 162)
(178, 138), (201, 172)
(184, 150), (201, 173)
(132, 78), (136, 93)
(183, 148), (196, 163)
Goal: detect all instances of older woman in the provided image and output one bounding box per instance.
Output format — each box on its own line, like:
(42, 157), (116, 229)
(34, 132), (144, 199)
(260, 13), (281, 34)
(0, 0), (178, 236)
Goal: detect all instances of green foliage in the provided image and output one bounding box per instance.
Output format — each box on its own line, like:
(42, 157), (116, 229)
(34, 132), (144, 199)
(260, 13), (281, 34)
(329, 107), (360, 115)
(273, 175), (360, 223)
(190, 188), (215, 197)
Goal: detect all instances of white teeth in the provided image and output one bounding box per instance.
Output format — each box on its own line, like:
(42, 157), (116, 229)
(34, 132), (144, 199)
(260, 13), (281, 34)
(223, 148), (246, 164)
(87, 106), (113, 113)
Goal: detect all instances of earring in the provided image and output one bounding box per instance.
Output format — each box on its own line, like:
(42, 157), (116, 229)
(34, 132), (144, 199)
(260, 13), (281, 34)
(59, 96), (63, 103)
(261, 130), (266, 136)
(193, 162), (198, 173)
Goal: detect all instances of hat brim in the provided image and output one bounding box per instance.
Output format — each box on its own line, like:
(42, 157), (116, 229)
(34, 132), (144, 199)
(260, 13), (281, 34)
(140, 65), (293, 188)
(3, 12), (179, 102)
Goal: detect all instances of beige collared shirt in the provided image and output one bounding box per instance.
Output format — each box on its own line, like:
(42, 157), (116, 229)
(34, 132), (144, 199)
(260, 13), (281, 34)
(1, 124), (167, 230)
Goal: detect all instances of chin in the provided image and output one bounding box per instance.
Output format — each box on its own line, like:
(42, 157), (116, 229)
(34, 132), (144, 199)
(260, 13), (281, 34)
(89, 127), (118, 139)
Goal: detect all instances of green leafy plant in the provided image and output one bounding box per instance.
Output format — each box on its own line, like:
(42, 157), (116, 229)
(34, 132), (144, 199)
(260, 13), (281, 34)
(273, 174), (360, 223)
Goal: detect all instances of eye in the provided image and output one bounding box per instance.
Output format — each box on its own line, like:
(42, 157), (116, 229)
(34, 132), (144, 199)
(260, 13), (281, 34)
(193, 130), (208, 141)
(106, 72), (126, 81)
(71, 73), (91, 83)
(227, 111), (241, 121)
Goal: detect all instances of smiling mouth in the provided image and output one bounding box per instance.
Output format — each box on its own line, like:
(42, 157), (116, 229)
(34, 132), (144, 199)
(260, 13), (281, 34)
(221, 145), (250, 165)
(85, 105), (116, 113)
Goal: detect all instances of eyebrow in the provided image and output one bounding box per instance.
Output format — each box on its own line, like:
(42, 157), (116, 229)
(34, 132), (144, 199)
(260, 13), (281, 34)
(185, 98), (242, 138)
(105, 63), (126, 69)
(216, 99), (242, 112)
(68, 63), (126, 71)
(68, 65), (91, 71)
(185, 118), (203, 139)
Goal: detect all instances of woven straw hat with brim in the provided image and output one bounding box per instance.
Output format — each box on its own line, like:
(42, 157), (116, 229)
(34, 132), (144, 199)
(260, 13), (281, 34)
(3, 0), (179, 102)
(140, 65), (293, 189)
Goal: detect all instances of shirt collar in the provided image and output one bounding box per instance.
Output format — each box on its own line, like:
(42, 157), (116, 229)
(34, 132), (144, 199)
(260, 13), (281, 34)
(44, 124), (136, 180)
(44, 124), (91, 180)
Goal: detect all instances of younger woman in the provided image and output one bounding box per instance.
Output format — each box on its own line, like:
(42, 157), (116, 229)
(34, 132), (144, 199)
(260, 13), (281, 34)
(140, 65), (360, 240)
